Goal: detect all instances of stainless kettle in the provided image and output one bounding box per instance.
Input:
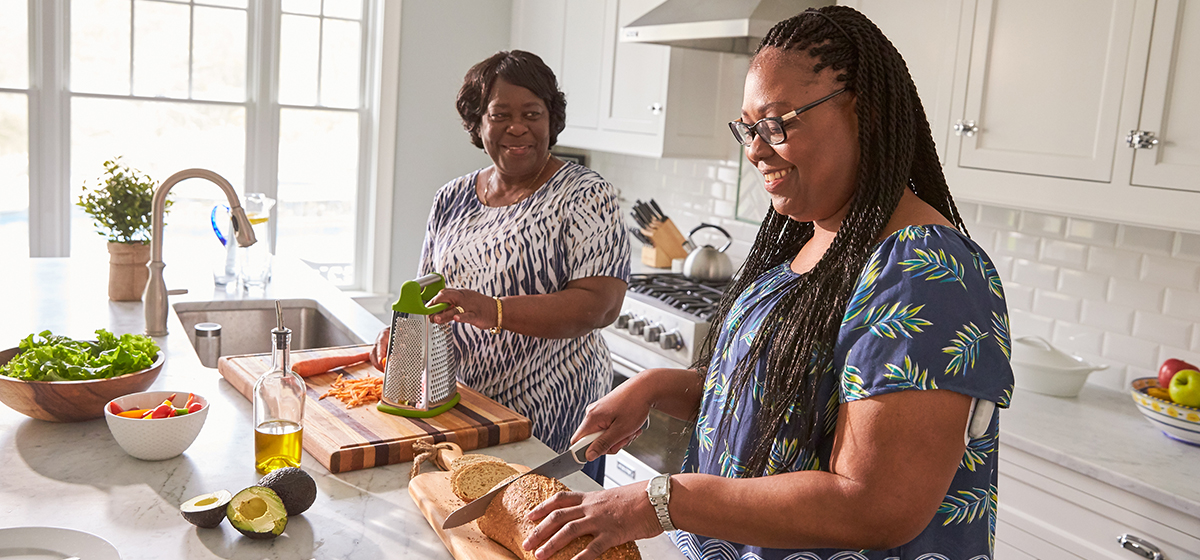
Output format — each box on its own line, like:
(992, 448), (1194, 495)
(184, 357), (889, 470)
(682, 223), (734, 282)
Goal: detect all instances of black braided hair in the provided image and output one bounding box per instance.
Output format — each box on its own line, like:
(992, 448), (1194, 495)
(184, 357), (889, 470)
(692, 6), (968, 477)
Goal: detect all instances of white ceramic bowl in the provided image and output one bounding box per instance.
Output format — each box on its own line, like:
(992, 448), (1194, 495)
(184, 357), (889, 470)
(1011, 336), (1107, 397)
(1130, 377), (1200, 446)
(104, 391), (209, 460)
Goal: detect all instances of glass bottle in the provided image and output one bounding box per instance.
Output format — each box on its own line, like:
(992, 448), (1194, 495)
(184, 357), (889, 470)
(253, 302), (305, 474)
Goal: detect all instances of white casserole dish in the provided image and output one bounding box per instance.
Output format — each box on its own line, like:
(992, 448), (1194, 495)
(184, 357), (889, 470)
(1011, 336), (1108, 397)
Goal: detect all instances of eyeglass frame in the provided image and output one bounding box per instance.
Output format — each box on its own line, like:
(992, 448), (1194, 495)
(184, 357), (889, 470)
(728, 88), (848, 146)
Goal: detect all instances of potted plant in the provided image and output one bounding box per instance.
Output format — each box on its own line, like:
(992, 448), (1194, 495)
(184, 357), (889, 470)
(77, 158), (171, 301)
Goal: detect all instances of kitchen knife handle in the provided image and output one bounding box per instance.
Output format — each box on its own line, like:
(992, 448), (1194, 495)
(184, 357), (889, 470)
(572, 417), (651, 463)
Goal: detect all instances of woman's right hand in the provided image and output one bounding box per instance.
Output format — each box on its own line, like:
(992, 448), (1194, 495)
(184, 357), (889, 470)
(571, 372), (657, 462)
(369, 327), (390, 371)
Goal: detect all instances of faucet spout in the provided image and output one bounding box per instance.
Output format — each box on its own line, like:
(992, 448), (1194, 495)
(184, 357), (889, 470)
(144, 168), (257, 336)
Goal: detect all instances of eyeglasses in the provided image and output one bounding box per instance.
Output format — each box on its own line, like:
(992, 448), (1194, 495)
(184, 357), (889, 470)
(729, 88), (848, 146)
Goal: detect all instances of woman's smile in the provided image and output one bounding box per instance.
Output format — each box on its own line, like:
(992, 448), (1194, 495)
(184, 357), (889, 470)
(762, 167), (794, 192)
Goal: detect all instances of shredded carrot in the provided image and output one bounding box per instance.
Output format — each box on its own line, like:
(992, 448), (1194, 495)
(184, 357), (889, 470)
(318, 374), (384, 408)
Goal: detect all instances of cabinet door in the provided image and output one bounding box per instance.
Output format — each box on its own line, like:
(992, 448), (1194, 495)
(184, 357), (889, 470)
(560, 0), (607, 130)
(1130, 0), (1200, 193)
(841, 0), (964, 164)
(957, 0), (1136, 182)
(510, 0), (566, 78)
(600, 0), (669, 135)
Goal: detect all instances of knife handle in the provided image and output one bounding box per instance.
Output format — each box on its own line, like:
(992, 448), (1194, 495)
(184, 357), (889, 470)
(568, 431), (604, 464)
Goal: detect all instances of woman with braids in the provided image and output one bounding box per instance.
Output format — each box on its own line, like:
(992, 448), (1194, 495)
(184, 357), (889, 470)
(520, 7), (1013, 560)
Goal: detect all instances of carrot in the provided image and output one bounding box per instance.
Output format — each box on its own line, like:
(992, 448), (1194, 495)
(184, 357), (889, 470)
(292, 351), (371, 377)
(318, 374), (383, 408)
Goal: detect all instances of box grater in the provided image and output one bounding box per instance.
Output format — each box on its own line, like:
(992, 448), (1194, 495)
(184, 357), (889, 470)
(377, 273), (461, 417)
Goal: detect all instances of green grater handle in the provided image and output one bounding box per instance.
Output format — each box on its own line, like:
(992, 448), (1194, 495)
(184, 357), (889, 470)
(393, 272), (450, 315)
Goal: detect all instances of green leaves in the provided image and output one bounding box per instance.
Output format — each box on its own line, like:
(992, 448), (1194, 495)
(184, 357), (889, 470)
(943, 322), (989, 376)
(76, 158), (170, 244)
(856, 302), (932, 339)
(900, 247), (967, 289)
(1, 329), (160, 381)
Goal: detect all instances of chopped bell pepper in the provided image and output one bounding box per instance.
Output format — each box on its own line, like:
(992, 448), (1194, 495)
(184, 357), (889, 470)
(187, 401), (203, 414)
(117, 408), (149, 418)
(108, 402), (124, 415)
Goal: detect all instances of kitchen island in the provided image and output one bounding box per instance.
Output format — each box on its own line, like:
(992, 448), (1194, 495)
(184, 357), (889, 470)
(0, 257), (686, 560)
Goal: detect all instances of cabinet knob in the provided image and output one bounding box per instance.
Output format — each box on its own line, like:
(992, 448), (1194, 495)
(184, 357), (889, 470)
(953, 119), (978, 137)
(1117, 534), (1162, 560)
(648, 103), (664, 115)
(1126, 130), (1159, 149)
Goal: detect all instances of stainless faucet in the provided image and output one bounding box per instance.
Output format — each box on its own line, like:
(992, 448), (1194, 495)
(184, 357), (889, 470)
(144, 169), (257, 336)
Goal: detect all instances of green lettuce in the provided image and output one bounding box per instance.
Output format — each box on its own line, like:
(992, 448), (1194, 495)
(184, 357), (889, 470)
(1, 329), (161, 381)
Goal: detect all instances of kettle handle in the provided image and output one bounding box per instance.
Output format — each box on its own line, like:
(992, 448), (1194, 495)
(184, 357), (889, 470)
(688, 223), (733, 252)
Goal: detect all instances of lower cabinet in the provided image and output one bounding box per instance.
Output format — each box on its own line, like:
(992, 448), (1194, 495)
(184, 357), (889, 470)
(996, 443), (1200, 559)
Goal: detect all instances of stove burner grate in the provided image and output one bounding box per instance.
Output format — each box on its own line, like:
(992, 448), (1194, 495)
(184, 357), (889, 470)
(627, 273), (730, 321)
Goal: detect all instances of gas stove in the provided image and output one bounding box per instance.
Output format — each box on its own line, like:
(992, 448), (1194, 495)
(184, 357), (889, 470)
(602, 273), (731, 373)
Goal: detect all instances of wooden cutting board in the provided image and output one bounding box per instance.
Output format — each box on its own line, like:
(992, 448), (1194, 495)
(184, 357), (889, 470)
(217, 344), (531, 473)
(408, 467), (531, 560)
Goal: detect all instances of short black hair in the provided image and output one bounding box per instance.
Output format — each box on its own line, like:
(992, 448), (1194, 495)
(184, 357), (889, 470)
(456, 50), (567, 149)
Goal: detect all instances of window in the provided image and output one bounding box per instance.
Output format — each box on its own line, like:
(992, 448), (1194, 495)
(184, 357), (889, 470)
(10, 0), (379, 289)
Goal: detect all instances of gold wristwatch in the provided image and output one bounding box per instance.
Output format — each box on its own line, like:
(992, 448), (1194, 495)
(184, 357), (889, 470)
(646, 473), (675, 531)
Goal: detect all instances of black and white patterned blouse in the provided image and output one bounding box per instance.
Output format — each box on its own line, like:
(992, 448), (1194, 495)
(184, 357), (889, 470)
(418, 161), (631, 452)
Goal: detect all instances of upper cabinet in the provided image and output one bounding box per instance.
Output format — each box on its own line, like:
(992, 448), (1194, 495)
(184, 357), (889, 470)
(511, 0), (748, 159)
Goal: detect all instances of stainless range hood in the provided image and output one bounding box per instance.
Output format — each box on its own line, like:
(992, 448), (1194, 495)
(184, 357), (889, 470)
(620, 0), (833, 55)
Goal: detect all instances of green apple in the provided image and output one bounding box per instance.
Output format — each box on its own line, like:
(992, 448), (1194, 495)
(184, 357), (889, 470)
(1168, 369), (1200, 407)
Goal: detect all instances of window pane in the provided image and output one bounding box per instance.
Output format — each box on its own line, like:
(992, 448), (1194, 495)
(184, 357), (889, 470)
(0, 93), (29, 259)
(320, 19), (361, 108)
(132, 0), (190, 98)
(323, 0), (362, 20)
(0, 0), (29, 89)
(71, 0), (131, 95)
(193, 6), (247, 102)
(276, 108), (358, 286)
(71, 97), (246, 269)
(282, 0), (320, 16)
(279, 14), (319, 106)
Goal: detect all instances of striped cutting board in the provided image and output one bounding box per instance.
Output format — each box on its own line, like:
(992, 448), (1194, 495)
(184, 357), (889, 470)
(216, 344), (532, 473)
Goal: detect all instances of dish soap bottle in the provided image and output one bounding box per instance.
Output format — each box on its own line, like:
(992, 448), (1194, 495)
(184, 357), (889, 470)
(253, 301), (305, 474)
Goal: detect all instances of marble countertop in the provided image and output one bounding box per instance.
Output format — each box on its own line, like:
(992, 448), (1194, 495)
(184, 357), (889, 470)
(0, 256), (685, 560)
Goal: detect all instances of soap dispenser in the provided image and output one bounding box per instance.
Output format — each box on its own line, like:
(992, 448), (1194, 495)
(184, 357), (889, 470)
(253, 301), (305, 473)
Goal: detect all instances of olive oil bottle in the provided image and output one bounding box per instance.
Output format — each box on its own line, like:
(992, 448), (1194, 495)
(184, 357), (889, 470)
(254, 302), (306, 474)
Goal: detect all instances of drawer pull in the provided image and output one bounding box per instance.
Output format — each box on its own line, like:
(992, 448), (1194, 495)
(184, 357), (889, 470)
(1117, 534), (1162, 560)
(615, 459), (637, 478)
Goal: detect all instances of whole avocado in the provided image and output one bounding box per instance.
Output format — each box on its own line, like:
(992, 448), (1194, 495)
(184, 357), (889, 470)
(258, 467), (317, 515)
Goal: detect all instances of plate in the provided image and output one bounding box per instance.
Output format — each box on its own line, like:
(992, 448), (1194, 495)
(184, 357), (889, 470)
(0, 527), (120, 560)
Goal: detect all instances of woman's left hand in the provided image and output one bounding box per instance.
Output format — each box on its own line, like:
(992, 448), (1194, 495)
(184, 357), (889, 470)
(523, 483), (662, 560)
(427, 288), (498, 330)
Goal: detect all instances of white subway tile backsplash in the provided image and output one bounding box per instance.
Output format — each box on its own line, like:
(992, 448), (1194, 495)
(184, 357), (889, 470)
(1117, 224), (1176, 256)
(1087, 246), (1143, 280)
(1011, 260), (1058, 290)
(956, 201), (980, 225)
(1058, 269), (1108, 301)
(1132, 312), (1193, 350)
(1010, 308), (1055, 339)
(1087, 364), (1128, 392)
(725, 184), (738, 201)
(1020, 211), (1066, 238)
(1164, 288), (1200, 320)
(1124, 366), (1157, 388)
(1178, 232), (1200, 261)
(713, 200), (735, 218)
(992, 254), (1014, 283)
(966, 226), (996, 253)
(978, 205), (1020, 229)
(1103, 333), (1159, 369)
(1194, 328), (1200, 352)
(1141, 254), (1200, 290)
(1052, 322), (1105, 355)
(1081, 300), (1135, 334)
(1108, 277), (1164, 312)
(994, 232), (1040, 259)
(717, 166), (739, 184)
(1033, 290), (1082, 322)
(1004, 283), (1035, 312)
(1066, 217), (1119, 246)
(709, 182), (726, 199)
(1041, 239), (1088, 268)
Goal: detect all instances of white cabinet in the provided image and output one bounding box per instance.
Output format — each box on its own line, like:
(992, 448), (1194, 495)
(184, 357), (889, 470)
(511, 0), (748, 159)
(996, 444), (1200, 560)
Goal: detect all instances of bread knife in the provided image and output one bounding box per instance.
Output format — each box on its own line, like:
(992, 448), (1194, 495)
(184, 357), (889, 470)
(441, 418), (649, 529)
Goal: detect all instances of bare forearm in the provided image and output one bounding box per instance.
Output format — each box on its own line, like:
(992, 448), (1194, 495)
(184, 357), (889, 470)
(496, 289), (618, 338)
(632, 367), (704, 421)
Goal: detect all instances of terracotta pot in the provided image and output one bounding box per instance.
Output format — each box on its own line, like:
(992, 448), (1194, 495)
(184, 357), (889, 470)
(108, 241), (151, 301)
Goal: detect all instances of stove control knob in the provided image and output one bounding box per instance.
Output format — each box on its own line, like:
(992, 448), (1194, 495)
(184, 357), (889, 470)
(643, 324), (663, 343)
(614, 312), (635, 329)
(629, 319), (647, 336)
(659, 330), (683, 350)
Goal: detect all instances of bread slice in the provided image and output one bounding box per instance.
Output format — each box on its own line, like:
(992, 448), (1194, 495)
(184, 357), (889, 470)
(477, 474), (641, 560)
(450, 460), (519, 503)
(449, 453), (505, 473)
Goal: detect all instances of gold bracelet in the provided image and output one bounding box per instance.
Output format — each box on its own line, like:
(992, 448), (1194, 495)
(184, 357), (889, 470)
(489, 296), (503, 334)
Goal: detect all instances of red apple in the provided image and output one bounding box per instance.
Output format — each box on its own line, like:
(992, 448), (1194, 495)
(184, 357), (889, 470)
(1168, 369), (1200, 408)
(1158, 358), (1198, 388)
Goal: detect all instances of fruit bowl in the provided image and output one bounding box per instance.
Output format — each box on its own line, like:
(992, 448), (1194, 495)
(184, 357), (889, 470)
(1129, 377), (1200, 446)
(105, 391), (209, 460)
(0, 347), (165, 422)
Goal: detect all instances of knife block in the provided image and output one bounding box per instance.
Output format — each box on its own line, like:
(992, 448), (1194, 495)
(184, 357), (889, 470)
(649, 219), (690, 260)
(641, 246), (672, 268)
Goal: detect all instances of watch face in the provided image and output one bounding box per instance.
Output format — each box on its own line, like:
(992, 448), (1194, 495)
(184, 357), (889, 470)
(649, 476), (668, 496)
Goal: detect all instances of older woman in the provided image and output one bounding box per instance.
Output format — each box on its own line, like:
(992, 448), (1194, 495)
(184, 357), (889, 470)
(372, 50), (629, 481)
(521, 7), (1013, 560)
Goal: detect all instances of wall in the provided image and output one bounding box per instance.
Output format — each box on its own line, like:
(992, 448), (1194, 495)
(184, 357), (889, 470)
(588, 150), (1200, 393)
(388, 0), (512, 297)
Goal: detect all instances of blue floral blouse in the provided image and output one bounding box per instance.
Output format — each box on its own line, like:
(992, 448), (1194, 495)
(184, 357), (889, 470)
(671, 225), (1014, 560)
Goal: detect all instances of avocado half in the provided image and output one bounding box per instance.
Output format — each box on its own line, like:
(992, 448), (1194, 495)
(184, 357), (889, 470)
(226, 486), (288, 539)
(258, 467), (317, 516)
(180, 489), (233, 529)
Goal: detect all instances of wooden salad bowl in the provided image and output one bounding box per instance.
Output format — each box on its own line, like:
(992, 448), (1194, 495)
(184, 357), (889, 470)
(0, 347), (165, 422)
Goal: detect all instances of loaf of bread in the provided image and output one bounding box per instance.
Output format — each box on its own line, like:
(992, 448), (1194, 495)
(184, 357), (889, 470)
(477, 474), (642, 560)
(450, 460), (519, 502)
(449, 453), (507, 473)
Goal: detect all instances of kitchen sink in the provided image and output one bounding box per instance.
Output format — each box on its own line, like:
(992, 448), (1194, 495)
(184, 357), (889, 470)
(173, 299), (365, 360)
